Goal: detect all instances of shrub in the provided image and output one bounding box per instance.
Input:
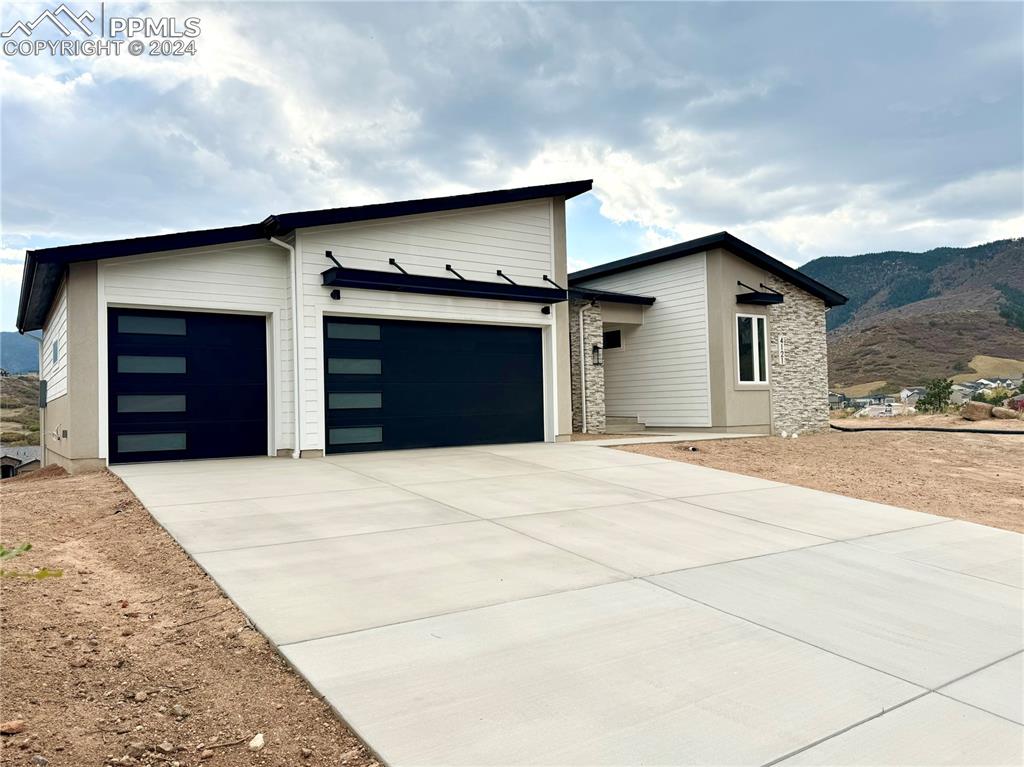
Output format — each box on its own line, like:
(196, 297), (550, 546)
(917, 378), (953, 413)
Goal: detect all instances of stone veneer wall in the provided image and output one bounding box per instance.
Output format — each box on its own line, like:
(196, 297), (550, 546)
(766, 275), (830, 434)
(568, 299), (606, 433)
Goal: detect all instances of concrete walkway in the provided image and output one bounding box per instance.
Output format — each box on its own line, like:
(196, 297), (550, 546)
(112, 443), (1024, 766)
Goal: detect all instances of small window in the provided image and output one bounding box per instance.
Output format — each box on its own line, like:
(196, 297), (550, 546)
(602, 330), (622, 350)
(117, 432), (187, 453)
(328, 392), (382, 410)
(327, 323), (380, 341)
(736, 314), (768, 384)
(118, 315), (186, 336)
(328, 358), (381, 375)
(51, 341), (59, 364)
(117, 394), (187, 413)
(329, 426), (383, 445)
(118, 355), (187, 374)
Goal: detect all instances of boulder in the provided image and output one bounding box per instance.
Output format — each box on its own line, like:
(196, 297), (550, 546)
(961, 401), (993, 421)
(991, 406), (1020, 420)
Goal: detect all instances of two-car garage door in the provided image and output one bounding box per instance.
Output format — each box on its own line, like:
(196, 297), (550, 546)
(323, 317), (545, 453)
(106, 309), (545, 462)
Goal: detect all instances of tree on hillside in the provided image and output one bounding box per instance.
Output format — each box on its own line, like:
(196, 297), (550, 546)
(916, 378), (953, 413)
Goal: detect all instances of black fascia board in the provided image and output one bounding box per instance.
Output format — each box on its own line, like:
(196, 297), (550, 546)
(568, 287), (656, 306)
(266, 179), (593, 235)
(322, 266), (568, 304)
(569, 231), (848, 308)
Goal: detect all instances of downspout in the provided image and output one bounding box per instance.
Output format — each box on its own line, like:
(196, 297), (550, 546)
(577, 304), (587, 433)
(21, 330), (45, 467)
(267, 236), (302, 459)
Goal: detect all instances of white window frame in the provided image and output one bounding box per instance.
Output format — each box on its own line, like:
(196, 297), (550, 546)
(735, 313), (769, 385)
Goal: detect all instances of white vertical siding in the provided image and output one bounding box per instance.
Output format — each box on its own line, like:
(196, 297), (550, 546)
(100, 242), (295, 450)
(578, 254), (711, 427)
(297, 200), (557, 451)
(41, 280), (68, 401)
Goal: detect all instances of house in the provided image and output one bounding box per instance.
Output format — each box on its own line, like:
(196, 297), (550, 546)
(899, 387), (924, 404)
(567, 232), (846, 436)
(15, 182), (846, 472)
(0, 446), (41, 478)
(828, 391), (849, 410)
(16, 181), (590, 471)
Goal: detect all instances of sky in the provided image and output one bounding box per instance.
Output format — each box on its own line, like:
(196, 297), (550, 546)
(2, 1), (1022, 331)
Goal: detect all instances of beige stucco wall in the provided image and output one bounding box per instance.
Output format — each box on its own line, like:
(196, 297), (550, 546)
(41, 262), (104, 472)
(706, 248), (772, 433)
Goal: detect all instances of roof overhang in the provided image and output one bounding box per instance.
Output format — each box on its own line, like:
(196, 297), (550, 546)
(568, 287), (656, 306)
(322, 266), (567, 304)
(16, 180), (592, 332)
(569, 231), (847, 308)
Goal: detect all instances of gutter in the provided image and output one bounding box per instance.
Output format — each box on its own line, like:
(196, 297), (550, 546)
(267, 236), (303, 460)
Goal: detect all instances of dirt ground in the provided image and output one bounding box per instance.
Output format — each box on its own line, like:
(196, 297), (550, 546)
(831, 412), (1024, 431)
(0, 469), (378, 767)
(618, 429), (1024, 533)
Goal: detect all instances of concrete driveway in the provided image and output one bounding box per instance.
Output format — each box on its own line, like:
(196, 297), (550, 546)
(112, 442), (1023, 766)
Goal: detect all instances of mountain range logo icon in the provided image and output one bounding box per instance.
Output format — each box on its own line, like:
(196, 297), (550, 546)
(2, 4), (95, 38)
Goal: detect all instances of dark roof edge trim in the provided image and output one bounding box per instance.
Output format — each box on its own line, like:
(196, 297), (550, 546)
(568, 287), (656, 306)
(266, 179), (592, 235)
(569, 231), (847, 307)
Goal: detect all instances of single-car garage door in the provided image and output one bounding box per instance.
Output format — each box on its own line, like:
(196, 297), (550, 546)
(323, 317), (544, 453)
(107, 308), (268, 463)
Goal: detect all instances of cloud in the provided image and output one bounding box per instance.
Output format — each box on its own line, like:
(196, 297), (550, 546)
(0, 0), (1020, 305)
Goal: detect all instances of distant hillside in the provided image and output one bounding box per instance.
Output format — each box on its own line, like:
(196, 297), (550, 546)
(1, 332), (40, 374)
(799, 238), (1024, 389)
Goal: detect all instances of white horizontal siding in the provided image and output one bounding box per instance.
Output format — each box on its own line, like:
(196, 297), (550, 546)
(41, 280), (68, 401)
(578, 253), (710, 426)
(100, 242), (295, 450)
(297, 201), (556, 451)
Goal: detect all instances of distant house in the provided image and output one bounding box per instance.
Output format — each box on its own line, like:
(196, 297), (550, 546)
(0, 446), (41, 479)
(899, 387), (925, 405)
(828, 391), (849, 410)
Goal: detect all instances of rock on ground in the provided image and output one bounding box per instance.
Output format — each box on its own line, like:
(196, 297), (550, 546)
(961, 401), (994, 421)
(991, 406), (1021, 420)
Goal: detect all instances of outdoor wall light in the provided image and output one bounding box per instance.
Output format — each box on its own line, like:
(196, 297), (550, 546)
(592, 344), (603, 366)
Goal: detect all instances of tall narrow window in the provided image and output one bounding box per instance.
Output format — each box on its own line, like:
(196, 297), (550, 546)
(51, 341), (59, 364)
(736, 314), (768, 383)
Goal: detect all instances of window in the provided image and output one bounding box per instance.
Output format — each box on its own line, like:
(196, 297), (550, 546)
(117, 432), (187, 453)
(327, 323), (380, 341)
(51, 341), (59, 364)
(736, 314), (768, 384)
(117, 394), (187, 413)
(118, 355), (187, 374)
(329, 426), (383, 445)
(602, 329), (622, 350)
(118, 315), (186, 335)
(328, 358), (381, 375)
(328, 392), (382, 410)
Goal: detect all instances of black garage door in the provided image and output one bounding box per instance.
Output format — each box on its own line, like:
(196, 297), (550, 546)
(107, 308), (268, 463)
(323, 317), (544, 453)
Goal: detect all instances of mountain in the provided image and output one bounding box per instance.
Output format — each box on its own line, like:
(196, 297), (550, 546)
(799, 238), (1024, 390)
(1, 332), (41, 374)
